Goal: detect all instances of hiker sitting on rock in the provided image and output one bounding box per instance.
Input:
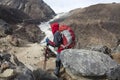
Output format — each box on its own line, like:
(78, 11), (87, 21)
(45, 22), (75, 76)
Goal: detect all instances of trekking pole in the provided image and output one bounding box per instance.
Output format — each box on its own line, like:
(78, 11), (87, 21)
(43, 44), (49, 70)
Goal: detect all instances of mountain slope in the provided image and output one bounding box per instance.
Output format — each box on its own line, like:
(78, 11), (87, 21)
(0, 0), (56, 43)
(0, 0), (55, 22)
(60, 3), (120, 48)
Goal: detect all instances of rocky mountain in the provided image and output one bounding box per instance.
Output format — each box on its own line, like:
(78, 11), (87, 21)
(59, 3), (120, 49)
(0, 0), (55, 22)
(0, 0), (56, 44)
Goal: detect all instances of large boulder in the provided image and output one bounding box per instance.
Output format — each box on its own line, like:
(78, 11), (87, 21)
(60, 49), (118, 78)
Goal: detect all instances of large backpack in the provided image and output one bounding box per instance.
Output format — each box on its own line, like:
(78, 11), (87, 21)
(59, 25), (75, 48)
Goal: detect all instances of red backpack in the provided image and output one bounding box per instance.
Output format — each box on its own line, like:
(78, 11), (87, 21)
(59, 25), (75, 48)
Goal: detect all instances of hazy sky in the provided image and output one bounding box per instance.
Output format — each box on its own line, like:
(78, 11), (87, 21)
(43, 0), (120, 13)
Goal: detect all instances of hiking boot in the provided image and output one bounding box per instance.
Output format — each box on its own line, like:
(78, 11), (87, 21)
(54, 71), (59, 77)
(54, 67), (60, 77)
(51, 72), (58, 79)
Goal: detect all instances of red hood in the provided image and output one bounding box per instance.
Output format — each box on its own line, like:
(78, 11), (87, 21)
(50, 22), (59, 34)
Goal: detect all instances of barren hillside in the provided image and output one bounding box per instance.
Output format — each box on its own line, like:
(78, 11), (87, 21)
(59, 3), (120, 49)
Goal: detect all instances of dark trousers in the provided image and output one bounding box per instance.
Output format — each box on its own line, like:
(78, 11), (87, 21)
(54, 53), (61, 76)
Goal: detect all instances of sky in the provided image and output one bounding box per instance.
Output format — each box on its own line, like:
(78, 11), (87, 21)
(43, 0), (120, 13)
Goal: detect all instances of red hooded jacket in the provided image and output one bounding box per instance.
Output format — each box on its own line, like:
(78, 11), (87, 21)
(48, 22), (63, 53)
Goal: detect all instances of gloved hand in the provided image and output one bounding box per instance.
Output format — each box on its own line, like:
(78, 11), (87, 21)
(45, 37), (50, 45)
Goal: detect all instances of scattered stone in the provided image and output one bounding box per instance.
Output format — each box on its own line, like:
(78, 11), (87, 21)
(0, 69), (14, 78)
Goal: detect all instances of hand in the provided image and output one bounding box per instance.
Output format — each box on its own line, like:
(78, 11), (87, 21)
(45, 38), (50, 44)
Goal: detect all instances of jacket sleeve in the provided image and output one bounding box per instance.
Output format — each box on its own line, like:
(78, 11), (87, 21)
(48, 40), (55, 47)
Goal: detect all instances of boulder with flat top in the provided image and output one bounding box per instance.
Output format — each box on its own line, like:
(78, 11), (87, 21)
(60, 49), (118, 79)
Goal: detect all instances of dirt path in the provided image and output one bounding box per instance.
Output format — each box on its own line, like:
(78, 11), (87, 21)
(11, 43), (55, 71)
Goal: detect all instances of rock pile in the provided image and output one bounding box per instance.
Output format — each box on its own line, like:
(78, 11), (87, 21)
(0, 53), (35, 80)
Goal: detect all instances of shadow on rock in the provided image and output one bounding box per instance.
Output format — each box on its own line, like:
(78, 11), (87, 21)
(33, 68), (58, 80)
